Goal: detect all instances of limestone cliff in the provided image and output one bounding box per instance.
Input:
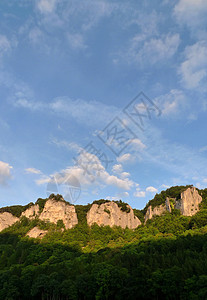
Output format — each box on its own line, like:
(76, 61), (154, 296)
(26, 226), (48, 238)
(21, 204), (39, 219)
(144, 204), (167, 222)
(39, 199), (78, 229)
(0, 198), (78, 232)
(87, 201), (141, 229)
(144, 187), (202, 221)
(175, 187), (202, 216)
(0, 212), (19, 231)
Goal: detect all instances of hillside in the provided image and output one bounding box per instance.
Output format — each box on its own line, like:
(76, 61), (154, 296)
(1, 186), (207, 299)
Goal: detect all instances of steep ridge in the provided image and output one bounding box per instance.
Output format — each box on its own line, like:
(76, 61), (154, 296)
(87, 201), (141, 229)
(0, 185), (206, 233)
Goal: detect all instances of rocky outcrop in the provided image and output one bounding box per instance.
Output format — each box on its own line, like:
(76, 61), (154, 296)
(87, 202), (141, 229)
(21, 204), (39, 219)
(0, 212), (19, 231)
(175, 187), (202, 216)
(144, 204), (166, 223)
(144, 187), (202, 221)
(26, 226), (48, 238)
(39, 199), (78, 229)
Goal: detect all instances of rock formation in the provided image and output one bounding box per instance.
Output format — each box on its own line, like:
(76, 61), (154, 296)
(0, 186), (204, 233)
(21, 204), (39, 219)
(0, 212), (19, 231)
(144, 204), (167, 223)
(145, 187), (202, 221)
(87, 201), (141, 229)
(26, 226), (48, 238)
(39, 199), (78, 229)
(175, 187), (202, 216)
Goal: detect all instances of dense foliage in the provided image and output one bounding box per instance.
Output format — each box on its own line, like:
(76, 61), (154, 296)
(1, 186), (207, 299)
(0, 203), (34, 218)
(1, 209), (207, 299)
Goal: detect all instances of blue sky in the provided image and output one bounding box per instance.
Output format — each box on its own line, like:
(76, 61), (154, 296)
(0, 0), (207, 209)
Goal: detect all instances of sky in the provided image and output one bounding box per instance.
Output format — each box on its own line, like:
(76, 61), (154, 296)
(0, 0), (207, 210)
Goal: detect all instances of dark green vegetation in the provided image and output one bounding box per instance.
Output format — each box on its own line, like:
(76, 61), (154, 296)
(1, 212), (207, 299)
(0, 203), (34, 218)
(1, 186), (207, 299)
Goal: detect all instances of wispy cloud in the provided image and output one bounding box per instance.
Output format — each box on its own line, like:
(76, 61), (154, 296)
(174, 0), (207, 38)
(118, 33), (180, 66)
(25, 168), (42, 175)
(178, 41), (207, 90)
(155, 89), (187, 117)
(0, 161), (13, 186)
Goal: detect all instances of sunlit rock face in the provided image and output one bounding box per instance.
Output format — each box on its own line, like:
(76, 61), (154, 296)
(144, 187), (202, 221)
(87, 201), (141, 229)
(39, 199), (78, 229)
(144, 204), (166, 223)
(0, 212), (18, 231)
(175, 187), (202, 216)
(26, 226), (48, 238)
(21, 204), (39, 219)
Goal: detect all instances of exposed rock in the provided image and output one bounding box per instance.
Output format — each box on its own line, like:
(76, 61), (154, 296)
(175, 187), (202, 216)
(144, 187), (202, 221)
(39, 199), (78, 229)
(144, 204), (166, 222)
(21, 204), (39, 219)
(165, 198), (172, 213)
(0, 212), (19, 231)
(87, 202), (141, 229)
(26, 226), (47, 238)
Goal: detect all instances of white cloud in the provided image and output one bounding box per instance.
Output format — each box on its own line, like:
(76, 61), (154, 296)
(13, 96), (118, 127)
(126, 33), (180, 65)
(178, 41), (207, 89)
(146, 186), (158, 193)
(134, 189), (146, 198)
(161, 184), (170, 189)
(117, 153), (132, 163)
(130, 139), (146, 150)
(112, 164), (123, 174)
(51, 138), (82, 153)
(36, 151), (134, 191)
(174, 0), (207, 36)
(155, 89), (186, 117)
(106, 191), (129, 200)
(0, 161), (13, 186)
(37, 0), (58, 14)
(25, 168), (42, 175)
(49, 97), (118, 126)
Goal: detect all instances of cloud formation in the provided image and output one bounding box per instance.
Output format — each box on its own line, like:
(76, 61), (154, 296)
(0, 161), (13, 186)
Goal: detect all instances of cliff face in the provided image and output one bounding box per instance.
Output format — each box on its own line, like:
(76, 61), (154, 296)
(145, 187), (202, 221)
(0, 212), (18, 231)
(39, 199), (78, 229)
(0, 198), (78, 232)
(144, 204), (167, 223)
(175, 187), (202, 216)
(0, 187), (203, 233)
(21, 204), (39, 219)
(87, 202), (141, 229)
(26, 226), (48, 238)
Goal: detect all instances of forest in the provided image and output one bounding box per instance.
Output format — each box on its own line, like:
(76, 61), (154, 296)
(1, 186), (207, 299)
